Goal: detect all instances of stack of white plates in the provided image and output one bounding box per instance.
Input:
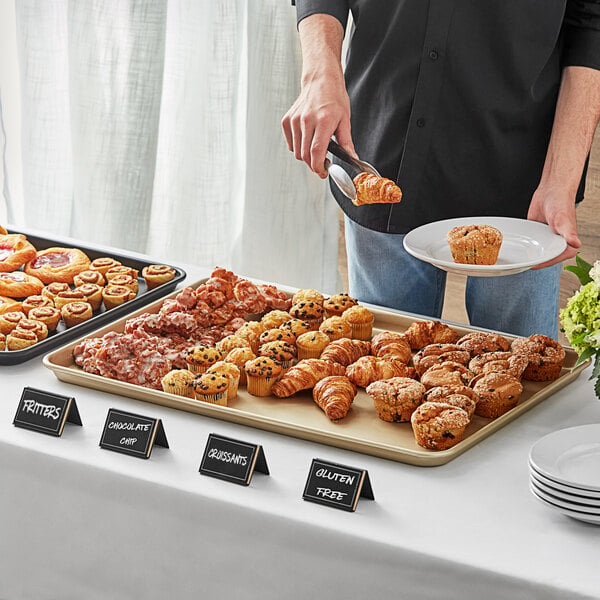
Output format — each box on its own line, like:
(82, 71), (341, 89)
(529, 424), (600, 525)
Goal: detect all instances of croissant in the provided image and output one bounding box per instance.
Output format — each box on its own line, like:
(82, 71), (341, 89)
(271, 358), (345, 398)
(352, 173), (402, 207)
(319, 338), (371, 366)
(370, 331), (412, 363)
(312, 375), (357, 421)
(403, 320), (460, 350)
(345, 355), (410, 388)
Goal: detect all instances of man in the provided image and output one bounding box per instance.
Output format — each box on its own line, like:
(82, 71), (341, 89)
(282, 1), (600, 338)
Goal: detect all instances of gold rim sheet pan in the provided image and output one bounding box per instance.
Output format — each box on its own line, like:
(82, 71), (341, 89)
(43, 279), (589, 467)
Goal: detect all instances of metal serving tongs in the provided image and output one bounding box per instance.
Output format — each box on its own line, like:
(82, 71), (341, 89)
(325, 138), (381, 202)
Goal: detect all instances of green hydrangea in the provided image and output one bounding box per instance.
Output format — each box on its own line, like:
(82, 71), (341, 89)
(560, 281), (600, 355)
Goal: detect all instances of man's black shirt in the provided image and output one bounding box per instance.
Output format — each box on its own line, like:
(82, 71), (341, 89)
(296, 0), (600, 233)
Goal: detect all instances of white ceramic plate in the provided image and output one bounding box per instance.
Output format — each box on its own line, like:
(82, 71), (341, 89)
(530, 474), (600, 507)
(403, 216), (566, 277)
(530, 485), (600, 525)
(529, 424), (600, 492)
(529, 464), (600, 500)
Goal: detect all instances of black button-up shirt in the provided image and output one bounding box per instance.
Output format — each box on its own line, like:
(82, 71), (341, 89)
(295, 0), (600, 233)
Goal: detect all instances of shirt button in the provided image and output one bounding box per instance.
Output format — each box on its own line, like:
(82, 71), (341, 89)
(416, 118), (426, 128)
(429, 50), (439, 60)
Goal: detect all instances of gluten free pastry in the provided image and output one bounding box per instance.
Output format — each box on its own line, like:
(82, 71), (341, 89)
(352, 173), (403, 206)
(24, 247), (91, 284)
(447, 224), (503, 265)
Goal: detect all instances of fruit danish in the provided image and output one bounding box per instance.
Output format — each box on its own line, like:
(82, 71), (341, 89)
(352, 173), (403, 206)
(0, 295), (22, 315)
(0, 271), (44, 298)
(25, 247), (91, 284)
(0, 234), (37, 272)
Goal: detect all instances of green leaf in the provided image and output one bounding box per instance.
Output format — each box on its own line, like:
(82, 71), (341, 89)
(592, 353), (600, 381)
(595, 374), (600, 401)
(575, 346), (596, 367)
(572, 331), (590, 346)
(564, 254), (593, 285)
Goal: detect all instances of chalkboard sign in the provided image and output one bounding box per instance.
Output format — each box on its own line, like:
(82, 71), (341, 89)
(199, 433), (269, 486)
(303, 458), (374, 512)
(99, 408), (169, 459)
(13, 387), (82, 437)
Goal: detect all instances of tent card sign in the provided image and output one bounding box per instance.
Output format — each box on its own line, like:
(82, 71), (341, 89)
(99, 408), (169, 459)
(199, 433), (269, 486)
(303, 458), (374, 512)
(13, 387), (82, 437)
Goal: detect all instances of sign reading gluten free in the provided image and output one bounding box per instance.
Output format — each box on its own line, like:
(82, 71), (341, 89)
(99, 408), (169, 459)
(303, 458), (374, 512)
(13, 387), (82, 436)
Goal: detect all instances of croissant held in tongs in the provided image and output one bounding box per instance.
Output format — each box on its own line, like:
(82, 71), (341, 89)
(312, 375), (357, 421)
(352, 173), (403, 206)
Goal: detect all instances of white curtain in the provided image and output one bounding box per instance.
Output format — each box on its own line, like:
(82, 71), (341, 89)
(0, 0), (340, 291)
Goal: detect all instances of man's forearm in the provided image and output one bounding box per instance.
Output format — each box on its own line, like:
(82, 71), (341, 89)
(539, 66), (600, 195)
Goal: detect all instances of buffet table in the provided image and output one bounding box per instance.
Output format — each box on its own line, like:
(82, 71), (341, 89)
(1, 262), (600, 600)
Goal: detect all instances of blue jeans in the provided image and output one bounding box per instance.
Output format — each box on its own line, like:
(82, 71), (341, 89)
(344, 217), (562, 339)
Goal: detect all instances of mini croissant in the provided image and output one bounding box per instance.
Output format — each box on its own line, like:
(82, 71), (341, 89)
(313, 375), (357, 421)
(271, 358), (346, 398)
(352, 173), (402, 206)
(345, 355), (410, 388)
(319, 338), (371, 367)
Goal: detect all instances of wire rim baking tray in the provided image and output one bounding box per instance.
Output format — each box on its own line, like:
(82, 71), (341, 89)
(1, 227), (186, 365)
(43, 279), (589, 466)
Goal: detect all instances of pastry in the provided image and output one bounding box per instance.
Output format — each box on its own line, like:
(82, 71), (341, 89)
(73, 269), (106, 287)
(224, 346), (256, 385)
(206, 361), (241, 399)
(319, 316), (352, 341)
(14, 317), (49, 341)
(352, 172), (403, 206)
(323, 293), (358, 318)
(21, 295), (54, 316)
(41, 281), (70, 304)
(420, 361), (473, 389)
(345, 355), (410, 388)
(0, 233), (37, 272)
(260, 309), (292, 330)
(102, 284), (136, 309)
(366, 377), (427, 422)
(447, 224), (503, 265)
(295, 331), (330, 360)
(184, 344), (224, 374)
(258, 327), (296, 347)
(425, 393), (477, 420)
(105, 265), (139, 282)
(161, 369), (196, 398)
(61, 302), (93, 328)
(74, 283), (104, 310)
(244, 357), (283, 397)
(216, 334), (251, 355)
(456, 332), (511, 356)
(411, 402), (471, 450)
(89, 257), (122, 277)
(413, 343), (471, 376)
(258, 340), (297, 371)
(292, 288), (324, 306)
(0, 225), (6, 235)
(27, 306), (61, 332)
(471, 371), (523, 418)
(6, 328), (39, 351)
(312, 375), (357, 421)
(468, 351), (529, 379)
(271, 358), (345, 397)
(24, 246), (91, 283)
(289, 301), (325, 330)
(510, 334), (566, 381)
(107, 273), (138, 294)
(0, 295), (23, 315)
(319, 337), (371, 366)
(235, 321), (266, 353)
(404, 320), (460, 349)
(370, 331), (412, 364)
(192, 372), (230, 406)
(341, 305), (374, 340)
(0, 271), (44, 297)
(0, 332), (5, 351)
(279, 318), (311, 340)
(425, 384), (479, 405)
(54, 288), (88, 310)
(0, 310), (26, 335)
(142, 264), (176, 289)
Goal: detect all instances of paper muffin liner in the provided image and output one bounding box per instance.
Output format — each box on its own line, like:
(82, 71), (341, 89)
(246, 375), (275, 397)
(196, 390), (228, 407)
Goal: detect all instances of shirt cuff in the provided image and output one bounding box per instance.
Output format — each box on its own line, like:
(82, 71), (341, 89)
(562, 27), (600, 70)
(295, 0), (349, 31)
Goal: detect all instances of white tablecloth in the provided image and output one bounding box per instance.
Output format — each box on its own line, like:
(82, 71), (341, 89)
(1, 264), (600, 600)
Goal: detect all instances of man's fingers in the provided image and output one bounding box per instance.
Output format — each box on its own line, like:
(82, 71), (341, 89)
(334, 118), (357, 158)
